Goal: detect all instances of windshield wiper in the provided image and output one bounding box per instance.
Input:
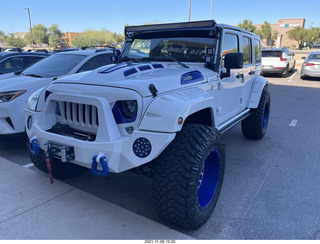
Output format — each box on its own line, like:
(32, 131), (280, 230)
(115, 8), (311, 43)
(150, 56), (189, 68)
(22, 73), (44, 78)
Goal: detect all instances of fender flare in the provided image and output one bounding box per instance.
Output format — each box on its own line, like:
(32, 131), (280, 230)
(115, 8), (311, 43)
(248, 76), (269, 109)
(139, 89), (215, 133)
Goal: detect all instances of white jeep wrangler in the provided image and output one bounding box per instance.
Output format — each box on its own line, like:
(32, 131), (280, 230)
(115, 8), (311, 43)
(25, 20), (270, 229)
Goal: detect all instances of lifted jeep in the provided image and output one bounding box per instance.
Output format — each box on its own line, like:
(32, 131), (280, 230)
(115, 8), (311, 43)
(25, 20), (270, 229)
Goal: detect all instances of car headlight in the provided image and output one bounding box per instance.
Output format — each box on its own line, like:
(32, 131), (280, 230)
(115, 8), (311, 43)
(122, 100), (138, 117)
(112, 100), (138, 124)
(27, 88), (43, 111)
(0, 90), (27, 103)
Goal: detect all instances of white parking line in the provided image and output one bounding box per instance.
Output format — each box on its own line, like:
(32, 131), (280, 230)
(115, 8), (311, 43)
(289, 120), (298, 127)
(289, 72), (297, 82)
(22, 163), (34, 168)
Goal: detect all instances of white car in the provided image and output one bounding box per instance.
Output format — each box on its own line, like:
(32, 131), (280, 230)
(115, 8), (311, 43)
(261, 47), (295, 77)
(300, 51), (320, 79)
(0, 48), (114, 134)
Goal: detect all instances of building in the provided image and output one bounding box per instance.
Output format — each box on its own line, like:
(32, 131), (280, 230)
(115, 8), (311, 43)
(14, 32), (28, 39)
(64, 32), (83, 47)
(254, 18), (305, 47)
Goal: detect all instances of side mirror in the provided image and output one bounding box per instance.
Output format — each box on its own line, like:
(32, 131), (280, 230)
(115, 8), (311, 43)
(220, 52), (244, 79)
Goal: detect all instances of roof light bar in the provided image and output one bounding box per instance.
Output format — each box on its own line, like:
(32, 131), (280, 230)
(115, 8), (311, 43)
(125, 20), (216, 34)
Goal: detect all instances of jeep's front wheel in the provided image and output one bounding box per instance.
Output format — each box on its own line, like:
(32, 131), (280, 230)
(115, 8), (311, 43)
(152, 124), (225, 229)
(241, 89), (271, 140)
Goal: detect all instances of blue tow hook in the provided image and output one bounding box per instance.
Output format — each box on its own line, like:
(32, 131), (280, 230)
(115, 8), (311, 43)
(91, 154), (109, 176)
(29, 137), (39, 155)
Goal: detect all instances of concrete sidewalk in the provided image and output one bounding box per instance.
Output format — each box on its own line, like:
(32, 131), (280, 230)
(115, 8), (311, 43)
(0, 157), (193, 240)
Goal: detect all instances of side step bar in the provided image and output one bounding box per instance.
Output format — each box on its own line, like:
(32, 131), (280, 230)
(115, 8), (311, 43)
(217, 109), (251, 134)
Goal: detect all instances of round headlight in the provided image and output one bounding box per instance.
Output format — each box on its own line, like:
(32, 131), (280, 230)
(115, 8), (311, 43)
(122, 100), (138, 117)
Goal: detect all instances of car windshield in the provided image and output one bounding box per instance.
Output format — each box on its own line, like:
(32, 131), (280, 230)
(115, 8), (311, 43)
(22, 53), (86, 78)
(262, 51), (281, 58)
(309, 54), (320, 60)
(122, 30), (217, 63)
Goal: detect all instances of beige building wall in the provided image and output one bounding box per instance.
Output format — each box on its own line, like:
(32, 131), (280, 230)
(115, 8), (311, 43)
(65, 32), (83, 47)
(254, 18), (305, 48)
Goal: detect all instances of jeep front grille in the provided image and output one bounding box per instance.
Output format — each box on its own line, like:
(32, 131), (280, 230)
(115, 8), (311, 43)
(59, 101), (99, 129)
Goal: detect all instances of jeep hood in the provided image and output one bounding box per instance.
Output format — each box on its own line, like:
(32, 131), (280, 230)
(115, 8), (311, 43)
(51, 63), (214, 97)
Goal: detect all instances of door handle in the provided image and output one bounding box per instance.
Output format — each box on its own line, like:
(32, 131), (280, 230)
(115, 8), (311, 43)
(236, 73), (244, 79)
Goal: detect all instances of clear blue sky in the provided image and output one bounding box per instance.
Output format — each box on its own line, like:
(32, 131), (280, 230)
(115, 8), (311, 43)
(0, 0), (319, 35)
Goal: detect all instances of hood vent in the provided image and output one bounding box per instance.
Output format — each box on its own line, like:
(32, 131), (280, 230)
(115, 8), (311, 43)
(124, 63), (165, 77)
(181, 71), (204, 85)
(124, 68), (138, 77)
(138, 65), (152, 71)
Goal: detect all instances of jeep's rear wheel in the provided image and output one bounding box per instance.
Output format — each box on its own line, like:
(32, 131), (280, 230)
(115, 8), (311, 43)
(241, 89), (271, 140)
(27, 140), (85, 179)
(152, 124), (225, 229)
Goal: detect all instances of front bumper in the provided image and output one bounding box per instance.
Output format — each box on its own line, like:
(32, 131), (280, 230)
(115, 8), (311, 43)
(0, 98), (27, 134)
(25, 91), (176, 173)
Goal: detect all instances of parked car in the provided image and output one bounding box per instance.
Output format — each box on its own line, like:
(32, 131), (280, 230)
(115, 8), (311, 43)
(3, 47), (24, 52)
(261, 47), (295, 77)
(0, 48), (115, 135)
(300, 51), (320, 79)
(0, 51), (49, 75)
(28, 49), (49, 53)
(25, 20), (270, 229)
(313, 43), (320, 49)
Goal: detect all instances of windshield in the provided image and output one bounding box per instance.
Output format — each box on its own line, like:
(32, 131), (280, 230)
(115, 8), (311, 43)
(22, 54), (86, 78)
(122, 30), (217, 63)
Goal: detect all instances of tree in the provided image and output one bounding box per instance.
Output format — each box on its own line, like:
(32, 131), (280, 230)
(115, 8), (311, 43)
(32, 24), (48, 46)
(288, 26), (308, 49)
(0, 30), (5, 42)
(307, 27), (320, 44)
(48, 24), (62, 48)
(48, 34), (60, 49)
(48, 23), (62, 37)
(6, 36), (26, 48)
(238, 19), (256, 33)
(260, 21), (273, 45)
(71, 29), (125, 48)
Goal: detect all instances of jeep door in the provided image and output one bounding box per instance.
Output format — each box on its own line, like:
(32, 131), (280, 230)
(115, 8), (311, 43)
(216, 31), (244, 125)
(240, 35), (256, 110)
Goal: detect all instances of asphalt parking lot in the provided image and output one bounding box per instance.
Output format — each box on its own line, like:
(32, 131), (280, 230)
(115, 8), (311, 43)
(0, 69), (320, 240)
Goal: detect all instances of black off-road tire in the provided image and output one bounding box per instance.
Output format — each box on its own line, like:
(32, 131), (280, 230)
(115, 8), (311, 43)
(27, 140), (86, 179)
(241, 88), (271, 140)
(152, 124), (226, 229)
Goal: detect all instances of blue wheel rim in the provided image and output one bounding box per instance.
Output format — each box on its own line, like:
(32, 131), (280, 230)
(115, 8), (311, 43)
(263, 103), (269, 128)
(198, 148), (221, 209)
